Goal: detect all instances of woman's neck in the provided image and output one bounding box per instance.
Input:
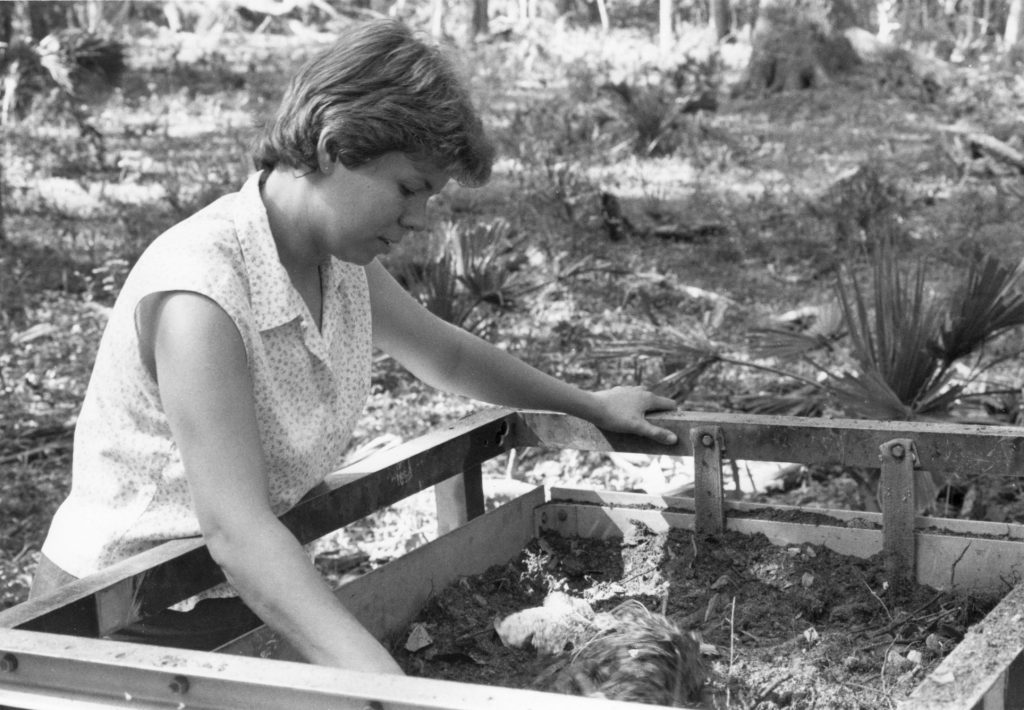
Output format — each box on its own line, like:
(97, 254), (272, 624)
(259, 167), (325, 326)
(261, 167), (325, 274)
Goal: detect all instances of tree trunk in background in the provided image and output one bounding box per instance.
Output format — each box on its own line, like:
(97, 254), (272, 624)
(659, 0), (672, 51)
(876, 0), (899, 41)
(1006, 0), (1024, 48)
(430, 0), (444, 38)
(0, 135), (5, 242)
(27, 1), (66, 40)
(711, 0), (731, 40)
(595, 0), (609, 32)
(471, 0), (488, 38)
(0, 2), (19, 245)
(0, 3), (12, 45)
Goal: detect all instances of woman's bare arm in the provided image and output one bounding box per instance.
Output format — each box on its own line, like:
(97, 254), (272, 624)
(146, 291), (402, 672)
(367, 261), (678, 444)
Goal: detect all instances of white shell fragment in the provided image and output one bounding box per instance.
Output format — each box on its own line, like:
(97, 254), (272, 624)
(405, 622), (434, 652)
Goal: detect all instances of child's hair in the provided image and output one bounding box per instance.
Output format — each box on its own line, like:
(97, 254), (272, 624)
(252, 19), (494, 186)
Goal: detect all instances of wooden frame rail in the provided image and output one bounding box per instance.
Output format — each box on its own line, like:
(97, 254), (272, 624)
(7, 409), (1024, 638)
(0, 408), (517, 638)
(0, 627), (644, 710)
(516, 410), (1024, 475)
(3, 409), (1024, 709)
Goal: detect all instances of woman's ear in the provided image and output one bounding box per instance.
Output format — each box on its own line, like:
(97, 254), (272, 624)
(315, 136), (334, 174)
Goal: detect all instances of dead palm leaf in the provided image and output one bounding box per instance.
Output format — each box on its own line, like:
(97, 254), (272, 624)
(649, 355), (719, 404)
(591, 323), (722, 363)
(748, 327), (835, 359)
(750, 303), (846, 360)
(732, 383), (827, 417)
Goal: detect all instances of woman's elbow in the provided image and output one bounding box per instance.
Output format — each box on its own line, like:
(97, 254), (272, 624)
(200, 510), (275, 573)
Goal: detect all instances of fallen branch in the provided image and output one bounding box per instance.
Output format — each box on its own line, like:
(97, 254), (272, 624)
(938, 124), (1024, 173)
(0, 439), (73, 465)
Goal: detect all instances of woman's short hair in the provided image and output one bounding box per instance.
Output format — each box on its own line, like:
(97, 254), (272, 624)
(252, 19), (494, 186)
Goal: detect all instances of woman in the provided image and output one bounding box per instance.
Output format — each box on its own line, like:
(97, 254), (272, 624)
(33, 19), (679, 672)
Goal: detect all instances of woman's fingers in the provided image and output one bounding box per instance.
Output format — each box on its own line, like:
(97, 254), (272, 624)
(638, 420), (678, 446)
(590, 386), (680, 444)
(646, 393), (678, 412)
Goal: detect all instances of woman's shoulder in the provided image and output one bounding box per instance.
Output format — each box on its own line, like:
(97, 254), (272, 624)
(119, 191), (255, 312)
(134, 188), (257, 282)
(149, 192), (244, 259)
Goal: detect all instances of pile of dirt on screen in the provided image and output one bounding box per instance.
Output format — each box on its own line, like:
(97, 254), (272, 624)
(392, 525), (999, 709)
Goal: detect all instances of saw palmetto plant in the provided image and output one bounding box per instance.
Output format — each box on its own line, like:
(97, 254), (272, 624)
(397, 237), (468, 327)
(816, 246), (1024, 511)
(829, 246), (1024, 420)
(597, 243), (1024, 424)
(829, 243), (947, 420)
(449, 217), (527, 310)
(728, 241), (1024, 422)
(393, 219), (527, 335)
(594, 246), (1024, 514)
(935, 252), (1024, 367)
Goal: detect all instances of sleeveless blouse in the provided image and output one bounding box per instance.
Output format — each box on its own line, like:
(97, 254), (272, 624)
(41, 172), (373, 608)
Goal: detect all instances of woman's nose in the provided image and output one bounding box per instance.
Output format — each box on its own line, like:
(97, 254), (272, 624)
(399, 196), (429, 230)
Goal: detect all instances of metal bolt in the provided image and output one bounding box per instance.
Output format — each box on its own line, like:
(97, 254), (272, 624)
(540, 512), (548, 526)
(364, 702), (384, 710)
(169, 675), (190, 695)
(557, 509), (568, 522)
(700, 433), (715, 448)
(495, 421), (510, 444)
(0, 653), (17, 672)
(890, 443), (905, 460)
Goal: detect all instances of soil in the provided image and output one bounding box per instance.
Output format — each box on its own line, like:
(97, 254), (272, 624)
(393, 524), (999, 709)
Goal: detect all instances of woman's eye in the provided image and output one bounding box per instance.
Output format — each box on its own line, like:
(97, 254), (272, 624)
(399, 184), (414, 197)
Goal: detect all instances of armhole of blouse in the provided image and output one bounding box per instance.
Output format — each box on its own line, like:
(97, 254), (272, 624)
(134, 290), (250, 384)
(135, 291), (165, 383)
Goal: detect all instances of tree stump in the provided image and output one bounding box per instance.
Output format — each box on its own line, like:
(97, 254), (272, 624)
(744, 0), (862, 93)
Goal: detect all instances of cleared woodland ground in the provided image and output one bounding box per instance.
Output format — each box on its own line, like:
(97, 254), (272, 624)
(3, 20), (1024, 612)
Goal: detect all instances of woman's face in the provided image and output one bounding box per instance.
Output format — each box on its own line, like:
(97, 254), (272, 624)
(303, 151), (451, 266)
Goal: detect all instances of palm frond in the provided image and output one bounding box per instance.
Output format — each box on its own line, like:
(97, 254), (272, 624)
(397, 249), (462, 322)
(732, 383), (827, 417)
(748, 327), (837, 359)
(833, 245), (948, 414)
(395, 229), (477, 329)
(649, 356), (719, 404)
(828, 369), (916, 420)
(751, 302), (846, 359)
(935, 253), (1024, 364)
(591, 323), (722, 363)
(453, 218), (528, 308)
